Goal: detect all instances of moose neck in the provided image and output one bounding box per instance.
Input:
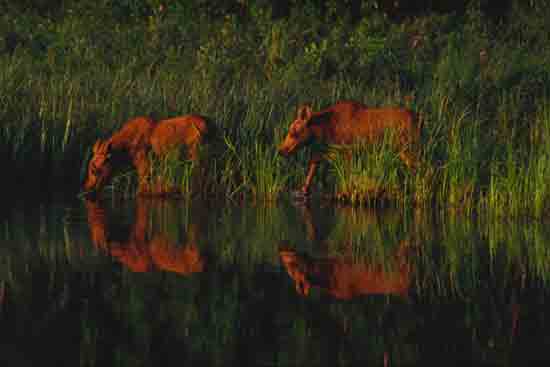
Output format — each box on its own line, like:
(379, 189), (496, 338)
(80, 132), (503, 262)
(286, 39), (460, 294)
(310, 111), (338, 143)
(106, 117), (156, 179)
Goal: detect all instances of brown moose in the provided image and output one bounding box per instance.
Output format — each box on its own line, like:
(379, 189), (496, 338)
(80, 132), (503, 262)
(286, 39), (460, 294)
(85, 198), (205, 275)
(278, 100), (420, 194)
(279, 242), (412, 300)
(83, 114), (213, 195)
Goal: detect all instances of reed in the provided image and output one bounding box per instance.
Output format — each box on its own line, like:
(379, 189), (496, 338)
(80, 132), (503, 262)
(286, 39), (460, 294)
(330, 136), (408, 206)
(145, 149), (195, 197)
(482, 99), (550, 218)
(2, 1), (550, 215)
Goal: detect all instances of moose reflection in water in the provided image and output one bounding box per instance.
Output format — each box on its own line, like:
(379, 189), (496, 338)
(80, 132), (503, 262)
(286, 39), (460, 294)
(279, 204), (415, 300)
(84, 198), (205, 275)
(279, 242), (412, 300)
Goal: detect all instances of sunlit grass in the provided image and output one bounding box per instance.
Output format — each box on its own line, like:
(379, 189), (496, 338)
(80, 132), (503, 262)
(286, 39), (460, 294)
(145, 149), (195, 197)
(330, 137), (408, 206)
(2, 2), (550, 216)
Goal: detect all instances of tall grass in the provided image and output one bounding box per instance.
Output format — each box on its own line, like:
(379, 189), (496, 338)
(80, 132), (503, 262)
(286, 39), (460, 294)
(483, 100), (550, 217)
(2, 1), (550, 216)
(330, 136), (408, 206)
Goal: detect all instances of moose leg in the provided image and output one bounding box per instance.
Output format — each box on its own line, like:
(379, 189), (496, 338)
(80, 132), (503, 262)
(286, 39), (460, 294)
(133, 150), (152, 194)
(187, 142), (198, 161)
(302, 153), (322, 194)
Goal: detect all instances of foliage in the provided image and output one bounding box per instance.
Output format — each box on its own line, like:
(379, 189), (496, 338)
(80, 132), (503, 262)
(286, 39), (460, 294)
(2, 0), (550, 215)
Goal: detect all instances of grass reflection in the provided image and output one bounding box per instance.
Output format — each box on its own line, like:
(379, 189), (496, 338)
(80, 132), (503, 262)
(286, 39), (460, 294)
(1, 201), (550, 366)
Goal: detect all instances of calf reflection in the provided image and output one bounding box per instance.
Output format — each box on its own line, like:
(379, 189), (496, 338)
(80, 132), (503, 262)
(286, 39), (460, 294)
(85, 199), (204, 275)
(279, 244), (411, 300)
(280, 204), (413, 300)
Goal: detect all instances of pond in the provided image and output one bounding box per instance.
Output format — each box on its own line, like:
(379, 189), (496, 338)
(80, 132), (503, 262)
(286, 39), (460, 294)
(1, 196), (550, 366)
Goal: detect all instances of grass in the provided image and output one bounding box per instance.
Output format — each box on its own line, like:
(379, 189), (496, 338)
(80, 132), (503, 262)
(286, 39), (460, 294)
(2, 1), (550, 216)
(145, 148), (196, 197)
(330, 137), (408, 206)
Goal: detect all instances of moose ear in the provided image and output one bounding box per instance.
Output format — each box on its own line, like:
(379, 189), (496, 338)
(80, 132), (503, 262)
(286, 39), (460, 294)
(297, 105), (313, 123)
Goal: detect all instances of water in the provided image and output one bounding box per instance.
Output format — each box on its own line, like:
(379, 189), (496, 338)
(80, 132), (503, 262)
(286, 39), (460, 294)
(1, 196), (550, 366)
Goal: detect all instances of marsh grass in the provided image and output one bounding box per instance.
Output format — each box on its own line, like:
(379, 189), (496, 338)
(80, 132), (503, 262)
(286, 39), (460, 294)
(436, 109), (482, 214)
(221, 137), (290, 201)
(249, 142), (290, 201)
(482, 100), (550, 217)
(330, 133), (411, 206)
(484, 146), (550, 218)
(3, 2), (550, 216)
(145, 149), (195, 197)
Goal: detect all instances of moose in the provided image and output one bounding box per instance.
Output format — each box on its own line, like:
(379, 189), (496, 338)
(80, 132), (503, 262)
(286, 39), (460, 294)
(279, 242), (412, 300)
(85, 198), (205, 275)
(278, 100), (420, 195)
(279, 201), (415, 300)
(83, 114), (213, 195)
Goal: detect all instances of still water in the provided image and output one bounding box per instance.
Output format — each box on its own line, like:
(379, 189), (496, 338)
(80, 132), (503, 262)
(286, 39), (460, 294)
(1, 196), (550, 366)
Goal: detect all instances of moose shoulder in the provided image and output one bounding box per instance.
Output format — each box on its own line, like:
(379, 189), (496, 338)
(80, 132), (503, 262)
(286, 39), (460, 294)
(278, 100), (420, 194)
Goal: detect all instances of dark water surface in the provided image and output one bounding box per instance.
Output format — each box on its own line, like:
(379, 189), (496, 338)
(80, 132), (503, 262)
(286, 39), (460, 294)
(2, 197), (550, 366)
